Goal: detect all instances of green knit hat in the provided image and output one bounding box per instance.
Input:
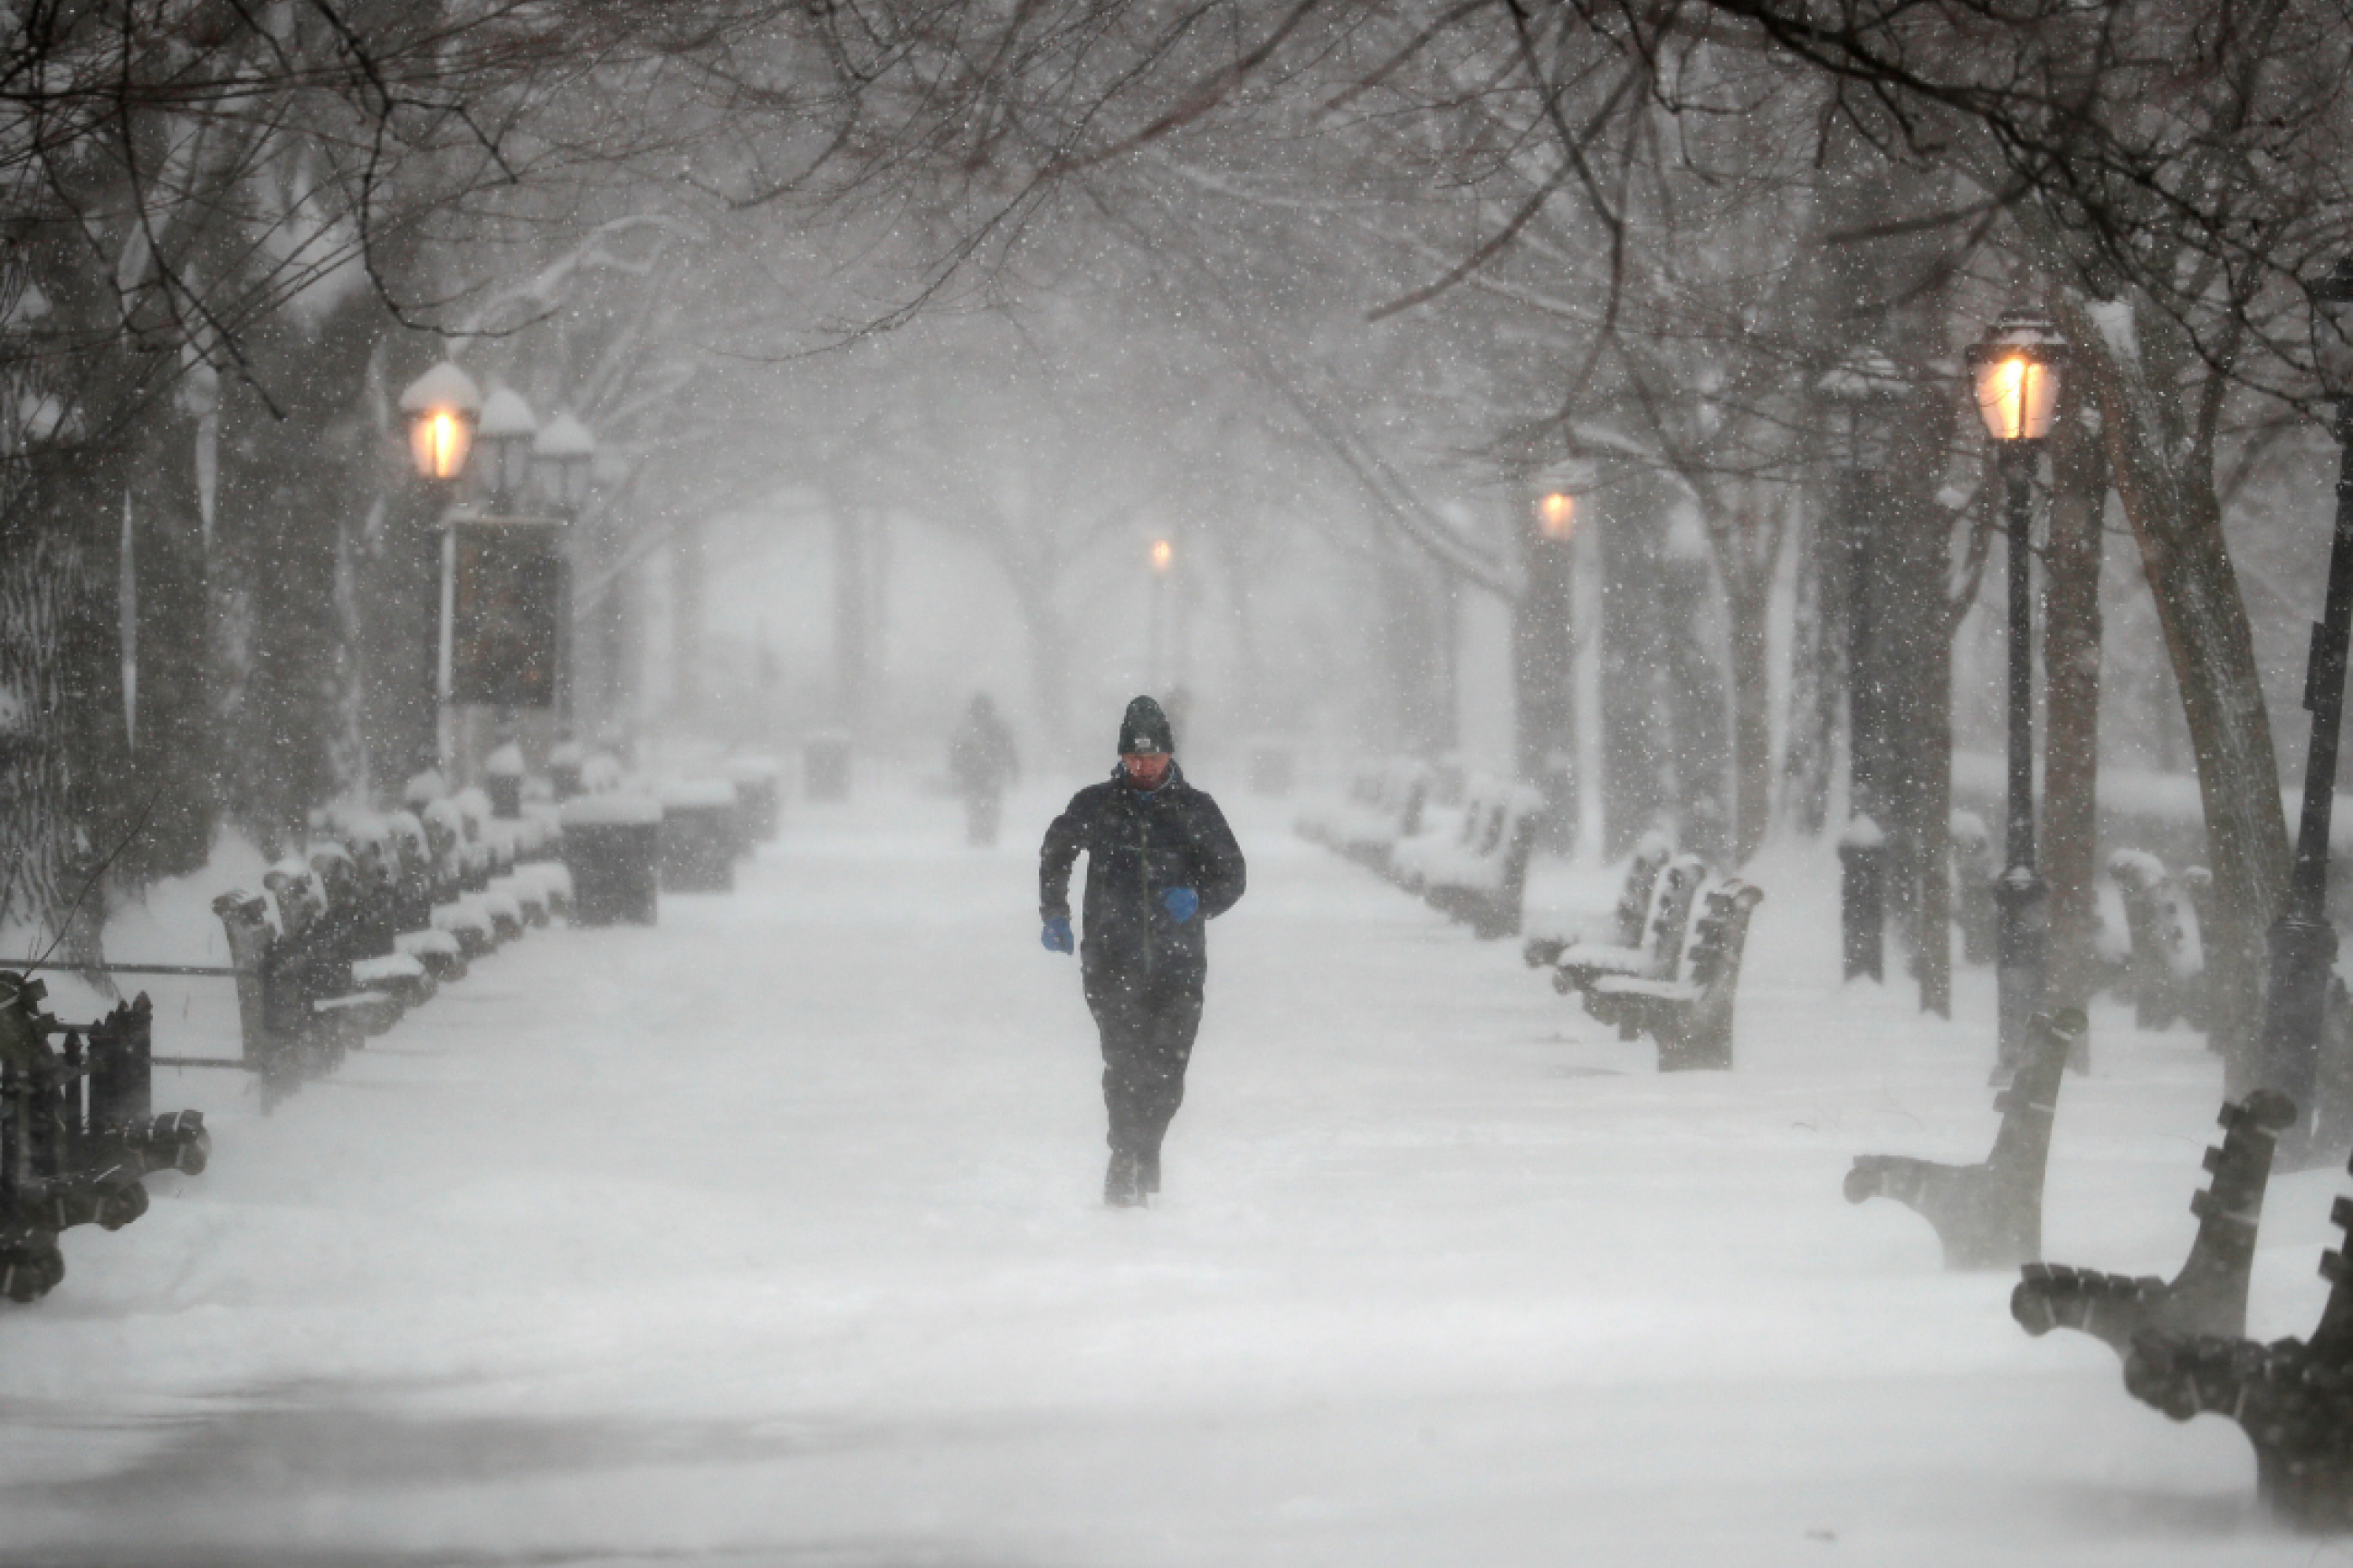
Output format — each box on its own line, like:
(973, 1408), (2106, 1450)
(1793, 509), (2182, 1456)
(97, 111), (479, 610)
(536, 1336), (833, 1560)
(1118, 695), (1175, 755)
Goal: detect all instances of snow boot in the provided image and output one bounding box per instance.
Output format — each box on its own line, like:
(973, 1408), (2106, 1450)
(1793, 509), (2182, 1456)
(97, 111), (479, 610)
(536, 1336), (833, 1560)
(1104, 1150), (1146, 1208)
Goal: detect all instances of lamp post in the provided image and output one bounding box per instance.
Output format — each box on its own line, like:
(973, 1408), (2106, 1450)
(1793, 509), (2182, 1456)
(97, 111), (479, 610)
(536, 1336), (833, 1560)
(399, 361), (483, 775)
(1821, 353), (1907, 983)
(1967, 310), (2068, 1072)
(475, 385), (538, 516)
(533, 412), (596, 730)
(2259, 256), (2353, 1155)
(397, 364), (570, 782)
(1519, 479), (1580, 852)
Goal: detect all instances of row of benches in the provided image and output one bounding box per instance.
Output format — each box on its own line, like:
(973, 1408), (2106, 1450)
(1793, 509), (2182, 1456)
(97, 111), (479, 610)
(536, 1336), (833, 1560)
(1299, 766), (1770, 1072)
(0, 761), (780, 1307)
(1524, 835), (1765, 1071)
(1297, 761), (1546, 938)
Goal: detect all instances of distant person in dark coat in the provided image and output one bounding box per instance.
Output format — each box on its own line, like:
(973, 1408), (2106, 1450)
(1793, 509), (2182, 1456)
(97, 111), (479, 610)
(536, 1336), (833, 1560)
(948, 693), (1020, 847)
(1039, 695), (1246, 1207)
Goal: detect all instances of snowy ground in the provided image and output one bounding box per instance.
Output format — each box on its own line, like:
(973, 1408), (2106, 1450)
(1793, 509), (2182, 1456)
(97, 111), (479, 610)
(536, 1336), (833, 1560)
(4, 779), (2349, 1566)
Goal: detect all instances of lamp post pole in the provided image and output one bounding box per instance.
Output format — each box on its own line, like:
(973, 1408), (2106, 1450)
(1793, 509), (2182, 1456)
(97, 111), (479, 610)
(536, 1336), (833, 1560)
(397, 360), (482, 782)
(1993, 439), (2047, 1072)
(2260, 257), (2353, 1153)
(1967, 309), (2067, 1074)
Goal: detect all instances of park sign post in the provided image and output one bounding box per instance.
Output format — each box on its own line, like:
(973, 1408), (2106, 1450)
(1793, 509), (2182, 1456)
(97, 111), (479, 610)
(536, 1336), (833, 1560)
(444, 514), (567, 711)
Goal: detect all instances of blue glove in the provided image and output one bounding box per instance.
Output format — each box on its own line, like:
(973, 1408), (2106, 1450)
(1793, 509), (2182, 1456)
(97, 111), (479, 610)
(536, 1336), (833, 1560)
(1042, 916), (1073, 954)
(1160, 887), (1199, 924)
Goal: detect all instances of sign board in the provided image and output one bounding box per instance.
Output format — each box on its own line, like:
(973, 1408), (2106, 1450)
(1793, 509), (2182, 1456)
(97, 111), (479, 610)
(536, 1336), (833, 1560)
(449, 518), (566, 709)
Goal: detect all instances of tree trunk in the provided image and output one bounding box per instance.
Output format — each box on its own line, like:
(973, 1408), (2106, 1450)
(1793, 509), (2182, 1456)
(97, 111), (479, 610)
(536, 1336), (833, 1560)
(1879, 413), (1957, 1017)
(1515, 518), (1577, 851)
(1598, 474), (1669, 854)
(1008, 568), (1072, 765)
(2043, 396), (2106, 1039)
(828, 500), (872, 731)
(1726, 577), (1774, 863)
(2060, 290), (2289, 1089)
(1658, 541), (1731, 865)
(1783, 502), (1838, 837)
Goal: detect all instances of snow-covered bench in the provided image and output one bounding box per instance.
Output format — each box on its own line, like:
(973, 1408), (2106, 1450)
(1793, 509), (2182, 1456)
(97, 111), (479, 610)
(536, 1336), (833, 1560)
(1296, 759), (1433, 873)
(1546, 852), (1709, 997)
(1844, 1008), (2084, 1269)
(1386, 796), (1478, 894)
(1585, 878), (1765, 1070)
(1421, 777), (1546, 939)
(1524, 832), (1672, 970)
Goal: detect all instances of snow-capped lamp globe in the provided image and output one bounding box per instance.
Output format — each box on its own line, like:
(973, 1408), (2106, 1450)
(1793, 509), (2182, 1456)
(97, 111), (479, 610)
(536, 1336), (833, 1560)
(533, 411), (596, 514)
(1966, 309), (2067, 445)
(475, 385), (539, 513)
(398, 360), (482, 483)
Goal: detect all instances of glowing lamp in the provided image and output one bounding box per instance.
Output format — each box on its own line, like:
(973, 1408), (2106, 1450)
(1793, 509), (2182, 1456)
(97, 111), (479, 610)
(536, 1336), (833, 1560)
(533, 411), (597, 512)
(1966, 311), (2067, 444)
(1538, 491), (1576, 540)
(1150, 538), (1173, 574)
(476, 385), (539, 508)
(398, 360), (482, 482)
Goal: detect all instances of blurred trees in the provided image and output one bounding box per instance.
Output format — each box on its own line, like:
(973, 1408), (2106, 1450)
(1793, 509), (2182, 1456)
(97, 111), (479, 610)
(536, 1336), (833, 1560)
(0, 0), (2344, 1071)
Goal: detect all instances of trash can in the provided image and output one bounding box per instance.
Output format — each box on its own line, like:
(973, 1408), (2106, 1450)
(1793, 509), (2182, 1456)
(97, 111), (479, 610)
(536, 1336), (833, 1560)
(804, 729), (852, 802)
(726, 757), (784, 846)
(484, 743), (526, 819)
(548, 741), (585, 803)
(559, 793), (662, 926)
(659, 780), (740, 893)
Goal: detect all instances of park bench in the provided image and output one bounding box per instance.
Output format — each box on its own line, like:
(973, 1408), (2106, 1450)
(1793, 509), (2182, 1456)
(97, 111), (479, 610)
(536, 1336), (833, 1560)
(1844, 1008), (2083, 1269)
(1584, 878), (1766, 1071)
(1387, 787), (1487, 895)
(2122, 1144), (2353, 1528)
(1524, 832), (1672, 971)
(2108, 850), (2206, 1031)
(1421, 777), (1546, 939)
(2014, 1088), (2296, 1352)
(1298, 759), (1433, 874)
(1294, 763), (1377, 848)
(1339, 759), (1435, 872)
(1546, 852), (1709, 996)
(0, 977), (208, 1303)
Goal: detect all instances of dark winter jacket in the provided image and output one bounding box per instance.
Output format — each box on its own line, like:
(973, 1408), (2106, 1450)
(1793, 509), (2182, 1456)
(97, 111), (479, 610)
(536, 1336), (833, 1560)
(1039, 763), (1246, 992)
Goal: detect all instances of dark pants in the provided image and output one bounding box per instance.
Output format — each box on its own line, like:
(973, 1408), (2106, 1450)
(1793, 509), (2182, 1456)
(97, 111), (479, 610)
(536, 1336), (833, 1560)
(1084, 966), (1204, 1158)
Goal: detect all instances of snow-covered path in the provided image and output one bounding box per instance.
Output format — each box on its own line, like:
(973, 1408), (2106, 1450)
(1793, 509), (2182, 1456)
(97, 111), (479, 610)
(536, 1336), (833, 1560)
(2, 783), (2343, 1565)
